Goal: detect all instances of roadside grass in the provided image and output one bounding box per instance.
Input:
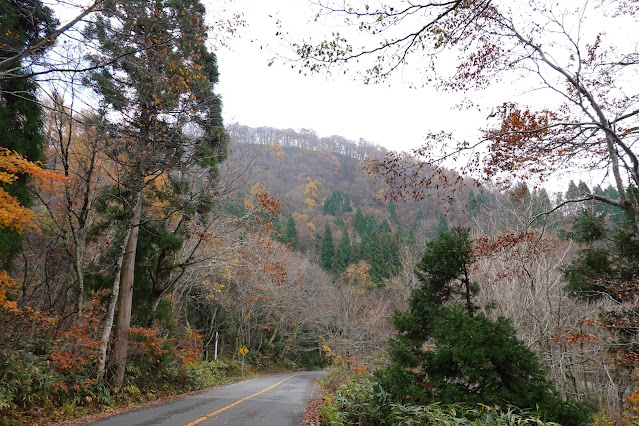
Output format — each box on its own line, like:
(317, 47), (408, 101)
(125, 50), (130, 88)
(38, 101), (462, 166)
(1, 357), (295, 426)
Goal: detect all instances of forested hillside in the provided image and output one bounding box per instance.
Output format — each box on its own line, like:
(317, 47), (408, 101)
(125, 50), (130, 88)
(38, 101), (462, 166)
(224, 125), (636, 423)
(1, 0), (638, 424)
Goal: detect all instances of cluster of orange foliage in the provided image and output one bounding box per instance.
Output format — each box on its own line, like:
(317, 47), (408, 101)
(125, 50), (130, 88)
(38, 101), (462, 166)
(129, 326), (205, 366)
(129, 327), (169, 357)
(623, 389), (639, 421)
(173, 328), (205, 366)
(550, 327), (599, 345)
(0, 270), (19, 314)
(50, 298), (103, 391)
(0, 148), (65, 234)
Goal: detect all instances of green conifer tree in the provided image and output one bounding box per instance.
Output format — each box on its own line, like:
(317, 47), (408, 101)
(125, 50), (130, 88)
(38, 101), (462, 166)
(285, 213), (298, 248)
(342, 193), (353, 212)
(337, 229), (351, 268)
(375, 228), (591, 425)
(331, 245), (346, 275)
(436, 215), (449, 237)
(320, 223), (335, 270)
(563, 210), (639, 370)
(388, 200), (399, 225)
(353, 207), (366, 235)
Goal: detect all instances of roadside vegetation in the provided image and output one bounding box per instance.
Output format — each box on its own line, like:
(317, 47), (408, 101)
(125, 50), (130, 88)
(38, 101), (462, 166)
(2, 0), (639, 424)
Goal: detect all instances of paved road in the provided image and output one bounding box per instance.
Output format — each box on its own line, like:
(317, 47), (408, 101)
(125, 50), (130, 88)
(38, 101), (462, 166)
(87, 372), (324, 426)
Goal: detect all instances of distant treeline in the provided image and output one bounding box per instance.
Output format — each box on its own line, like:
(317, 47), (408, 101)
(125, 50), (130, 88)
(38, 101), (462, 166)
(227, 124), (387, 160)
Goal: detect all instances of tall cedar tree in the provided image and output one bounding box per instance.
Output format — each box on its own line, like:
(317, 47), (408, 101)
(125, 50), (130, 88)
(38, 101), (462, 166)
(0, 0), (57, 268)
(320, 223), (334, 270)
(376, 228), (591, 425)
(84, 0), (227, 387)
(285, 213), (297, 248)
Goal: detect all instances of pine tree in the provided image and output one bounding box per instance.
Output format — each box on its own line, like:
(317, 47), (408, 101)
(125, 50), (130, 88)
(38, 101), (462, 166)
(375, 228), (590, 425)
(563, 210), (639, 369)
(337, 229), (351, 268)
(436, 215), (449, 237)
(285, 213), (298, 248)
(320, 224), (335, 270)
(353, 207), (366, 235)
(388, 200), (399, 225)
(342, 193), (353, 213)
(323, 190), (343, 216)
(331, 245), (346, 275)
(363, 230), (384, 284)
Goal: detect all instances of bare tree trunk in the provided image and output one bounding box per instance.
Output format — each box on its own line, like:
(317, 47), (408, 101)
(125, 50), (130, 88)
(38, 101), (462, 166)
(111, 187), (143, 388)
(74, 231), (86, 317)
(96, 227), (131, 383)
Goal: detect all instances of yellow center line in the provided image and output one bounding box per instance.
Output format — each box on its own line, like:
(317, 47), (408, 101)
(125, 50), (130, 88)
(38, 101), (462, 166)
(184, 374), (300, 426)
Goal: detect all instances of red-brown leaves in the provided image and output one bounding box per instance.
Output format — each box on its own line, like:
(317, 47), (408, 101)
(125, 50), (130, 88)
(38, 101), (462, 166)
(50, 298), (102, 385)
(473, 229), (550, 260)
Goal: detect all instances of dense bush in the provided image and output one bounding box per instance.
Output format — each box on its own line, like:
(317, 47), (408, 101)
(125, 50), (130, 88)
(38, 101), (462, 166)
(184, 360), (229, 388)
(0, 349), (59, 411)
(323, 378), (563, 425)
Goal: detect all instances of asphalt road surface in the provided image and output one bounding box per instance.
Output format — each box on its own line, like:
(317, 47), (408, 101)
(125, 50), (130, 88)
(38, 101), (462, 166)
(87, 372), (325, 426)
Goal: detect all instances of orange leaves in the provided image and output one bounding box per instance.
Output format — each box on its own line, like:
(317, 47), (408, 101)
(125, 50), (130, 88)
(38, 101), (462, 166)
(130, 327), (169, 357)
(173, 328), (204, 366)
(480, 102), (604, 183)
(341, 261), (374, 289)
(622, 389), (639, 423)
(0, 270), (19, 313)
(0, 148), (66, 234)
(0, 148), (63, 189)
(483, 103), (564, 178)
(473, 229), (550, 259)
(263, 261), (288, 286)
(50, 298), (102, 377)
(446, 39), (503, 92)
(550, 327), (599, 346)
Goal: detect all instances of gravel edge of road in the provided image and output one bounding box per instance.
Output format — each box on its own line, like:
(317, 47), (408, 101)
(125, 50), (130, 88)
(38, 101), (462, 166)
(299, 378), (325, 426)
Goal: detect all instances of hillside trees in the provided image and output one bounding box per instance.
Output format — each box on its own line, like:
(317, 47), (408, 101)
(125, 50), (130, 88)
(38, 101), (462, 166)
(83, 0), (227, 386)
(295, 0), (639, 407)
(297, 1), (639, 220)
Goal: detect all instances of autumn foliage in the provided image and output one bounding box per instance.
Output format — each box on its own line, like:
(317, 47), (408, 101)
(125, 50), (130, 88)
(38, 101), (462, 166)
(0, 148), (64, 233)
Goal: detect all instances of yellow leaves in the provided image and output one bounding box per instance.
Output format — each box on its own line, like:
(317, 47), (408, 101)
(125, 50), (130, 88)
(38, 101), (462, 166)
(292, 212), (314, 231)
(341, 260), (374, 289)
(173, 328), (204, 366)
(303, 179), (325, 208)
(269, 141), (285, 161)
(250, 183), (266, 196)
(201, 280), (225, 302)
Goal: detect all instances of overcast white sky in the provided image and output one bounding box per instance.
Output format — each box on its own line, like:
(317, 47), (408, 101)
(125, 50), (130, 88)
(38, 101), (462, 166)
(210, 0), (489, 153)
(51, 0), (623, 192)
(206, 0), (636, 193)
